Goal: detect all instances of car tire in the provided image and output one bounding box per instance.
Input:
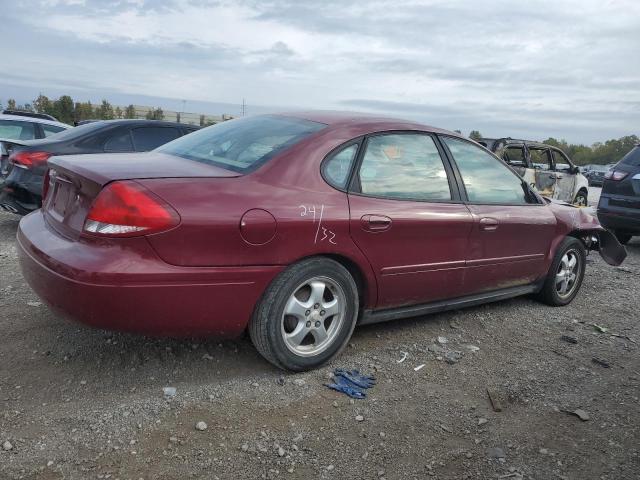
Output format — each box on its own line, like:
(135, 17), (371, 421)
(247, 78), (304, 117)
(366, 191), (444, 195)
(536, 237), (586, 306)
(614, 231), (632, 245)
(249, 257), (359, 371)
(573, 190), (588, 207)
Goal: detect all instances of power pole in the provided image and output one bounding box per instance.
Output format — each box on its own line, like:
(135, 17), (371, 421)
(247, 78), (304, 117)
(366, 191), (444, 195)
(241, 98), (246, 117)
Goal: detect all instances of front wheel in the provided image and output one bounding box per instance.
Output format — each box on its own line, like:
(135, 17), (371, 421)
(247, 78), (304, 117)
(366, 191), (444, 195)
(536, 237), (586, 306)
(249, 257), (359, 371)
(574, 190), (588, 207)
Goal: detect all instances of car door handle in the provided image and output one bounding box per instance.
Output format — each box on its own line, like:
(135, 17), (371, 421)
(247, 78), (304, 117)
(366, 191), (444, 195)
(479, 217), (499, 231)
(361, 214), (392, 232)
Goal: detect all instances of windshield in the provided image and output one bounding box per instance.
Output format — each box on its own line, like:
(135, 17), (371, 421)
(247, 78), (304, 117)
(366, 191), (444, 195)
(157, 115), (326, 173)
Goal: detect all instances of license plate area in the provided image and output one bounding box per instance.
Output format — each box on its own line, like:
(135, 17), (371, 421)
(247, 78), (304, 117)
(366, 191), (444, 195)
(49, 174), (76, 219)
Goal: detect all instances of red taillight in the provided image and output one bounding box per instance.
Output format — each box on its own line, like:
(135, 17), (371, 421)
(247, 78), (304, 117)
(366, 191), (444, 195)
(604, 170), (628, 181)
(9, 151), (52, 169)
(83, 181), (180, 237)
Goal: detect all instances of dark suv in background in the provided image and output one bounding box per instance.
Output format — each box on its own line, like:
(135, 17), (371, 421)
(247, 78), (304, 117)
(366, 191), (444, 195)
(0, 119), (199, 214)
(598, 144), (640, 244)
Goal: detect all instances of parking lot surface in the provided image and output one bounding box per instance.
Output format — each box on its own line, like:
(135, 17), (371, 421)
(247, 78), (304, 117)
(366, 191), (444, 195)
(0, 210), (638, 479)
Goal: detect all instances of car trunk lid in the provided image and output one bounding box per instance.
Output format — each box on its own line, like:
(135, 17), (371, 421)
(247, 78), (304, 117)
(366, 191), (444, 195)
(43, 152), (240, 239)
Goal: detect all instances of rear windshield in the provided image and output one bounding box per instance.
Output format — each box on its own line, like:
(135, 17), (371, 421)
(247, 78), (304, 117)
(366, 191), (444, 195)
(44, 121), (107, 140)
(620, 146), (640, 167)
(157, 115), (326, 173)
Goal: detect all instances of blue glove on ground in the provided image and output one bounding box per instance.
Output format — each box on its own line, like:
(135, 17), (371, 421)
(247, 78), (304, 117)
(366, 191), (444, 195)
(325, 369), (376, 399)
(334, 369), (377, 389)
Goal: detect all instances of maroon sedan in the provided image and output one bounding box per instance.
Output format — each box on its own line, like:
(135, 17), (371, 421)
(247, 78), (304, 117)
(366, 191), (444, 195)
(17, 112), (625, 371)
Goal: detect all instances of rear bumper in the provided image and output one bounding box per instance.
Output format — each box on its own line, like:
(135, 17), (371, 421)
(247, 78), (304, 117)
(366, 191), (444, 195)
(598, 197), (640, 234)
(17, 211), (284, 336)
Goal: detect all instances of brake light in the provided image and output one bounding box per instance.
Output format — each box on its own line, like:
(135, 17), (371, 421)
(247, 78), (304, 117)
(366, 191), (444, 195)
(604, 170), (628, 181)
(9, 151), (51, 169)
(83, 181), (180, 237)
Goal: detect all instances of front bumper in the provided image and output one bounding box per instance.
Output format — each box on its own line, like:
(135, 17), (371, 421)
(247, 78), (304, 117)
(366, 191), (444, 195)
(17, 211), (284, 337)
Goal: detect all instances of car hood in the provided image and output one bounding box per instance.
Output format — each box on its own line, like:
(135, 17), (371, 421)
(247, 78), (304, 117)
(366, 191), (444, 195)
(49, 151), (240, 186)
(545, 198), (627, 266)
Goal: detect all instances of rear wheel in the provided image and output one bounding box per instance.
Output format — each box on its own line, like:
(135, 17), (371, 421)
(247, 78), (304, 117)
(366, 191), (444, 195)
(249, 257), (359, 371)
(615, 231), (632, 245)
(536, 237), (586, 306)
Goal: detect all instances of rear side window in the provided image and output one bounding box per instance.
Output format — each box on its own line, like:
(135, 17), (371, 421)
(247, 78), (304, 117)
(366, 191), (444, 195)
(104, 130), (134, 152)
(132, 127), (180, 151)
(0, 120), (36, 140)
(157, 115), (326, 173)
(323, 144), (358, 189)
(442, 136), (530, 204)
(42, 124), (66, 137)
(357, 133), (451, 201)
(620, 146), (640, 167)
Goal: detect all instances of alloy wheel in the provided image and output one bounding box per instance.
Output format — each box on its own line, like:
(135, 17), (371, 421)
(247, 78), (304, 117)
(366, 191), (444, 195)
(281, 276), (345, 357)
(555, 249), (581, 298)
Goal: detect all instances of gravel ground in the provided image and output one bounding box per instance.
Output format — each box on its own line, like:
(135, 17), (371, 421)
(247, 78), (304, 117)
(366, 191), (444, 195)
(0, 210), (638, 480)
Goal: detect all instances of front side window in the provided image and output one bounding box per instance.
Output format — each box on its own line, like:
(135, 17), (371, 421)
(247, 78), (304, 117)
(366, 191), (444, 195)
(0, 120), (36, 140)
(357, 133), (451, 201)
(323, 144), (358, 189)
(552, 150), (572, 171)
(157, 115), (326, 173)
(442, 136), (530, 204)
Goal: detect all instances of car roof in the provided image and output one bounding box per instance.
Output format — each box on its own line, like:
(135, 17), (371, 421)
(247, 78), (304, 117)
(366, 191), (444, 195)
(0, 113), (70, 129)
(277, 111), (459, 136)
(81, 119), (195, 128)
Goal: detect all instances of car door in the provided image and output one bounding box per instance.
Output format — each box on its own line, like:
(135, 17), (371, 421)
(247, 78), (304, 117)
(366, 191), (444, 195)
(527, 146), (557, 198)
(347, 132), (474, 309)
(551, 149), (577, 202)
(440, 136), (557, 294)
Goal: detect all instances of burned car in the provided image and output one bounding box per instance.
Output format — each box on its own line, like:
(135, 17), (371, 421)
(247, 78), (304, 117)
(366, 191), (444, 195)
(479, 138), (589, 206)
(17, 113), (626, 371)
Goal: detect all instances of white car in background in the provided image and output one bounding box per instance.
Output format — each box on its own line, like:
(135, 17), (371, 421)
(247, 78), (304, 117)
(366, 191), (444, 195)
(0, 110), (70, 141)
(479, 138), (590, 206)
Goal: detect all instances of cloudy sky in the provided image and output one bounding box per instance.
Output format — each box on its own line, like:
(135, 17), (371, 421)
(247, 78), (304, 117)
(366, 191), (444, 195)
(2, 0), (639, 143)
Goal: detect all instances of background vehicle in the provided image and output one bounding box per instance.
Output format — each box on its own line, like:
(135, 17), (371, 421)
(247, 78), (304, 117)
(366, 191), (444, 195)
(479, 138), (589, 205)
(598, 144), (640, 244)
(0, 111), (69, 141)
(587, 164), (614, 187)
(0, 119), (199, 214)
(17, 113), (625, 371)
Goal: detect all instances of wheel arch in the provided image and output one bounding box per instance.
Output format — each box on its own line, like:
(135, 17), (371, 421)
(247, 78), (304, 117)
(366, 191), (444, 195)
(281, 252), (378, 311)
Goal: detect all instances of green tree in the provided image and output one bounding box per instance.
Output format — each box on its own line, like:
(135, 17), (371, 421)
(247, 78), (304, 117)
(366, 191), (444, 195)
(7, 99), (16, 110)
(95, 99), (115, 120)
(53, 95), (75, 124)
(74, 101), (95, 122)
(33, 94), (53, 116)
(114, 106), (123, 119)
(145, 107), (164, 120)
(124, 104), (137, 119)
(469, 130), (483, 141)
